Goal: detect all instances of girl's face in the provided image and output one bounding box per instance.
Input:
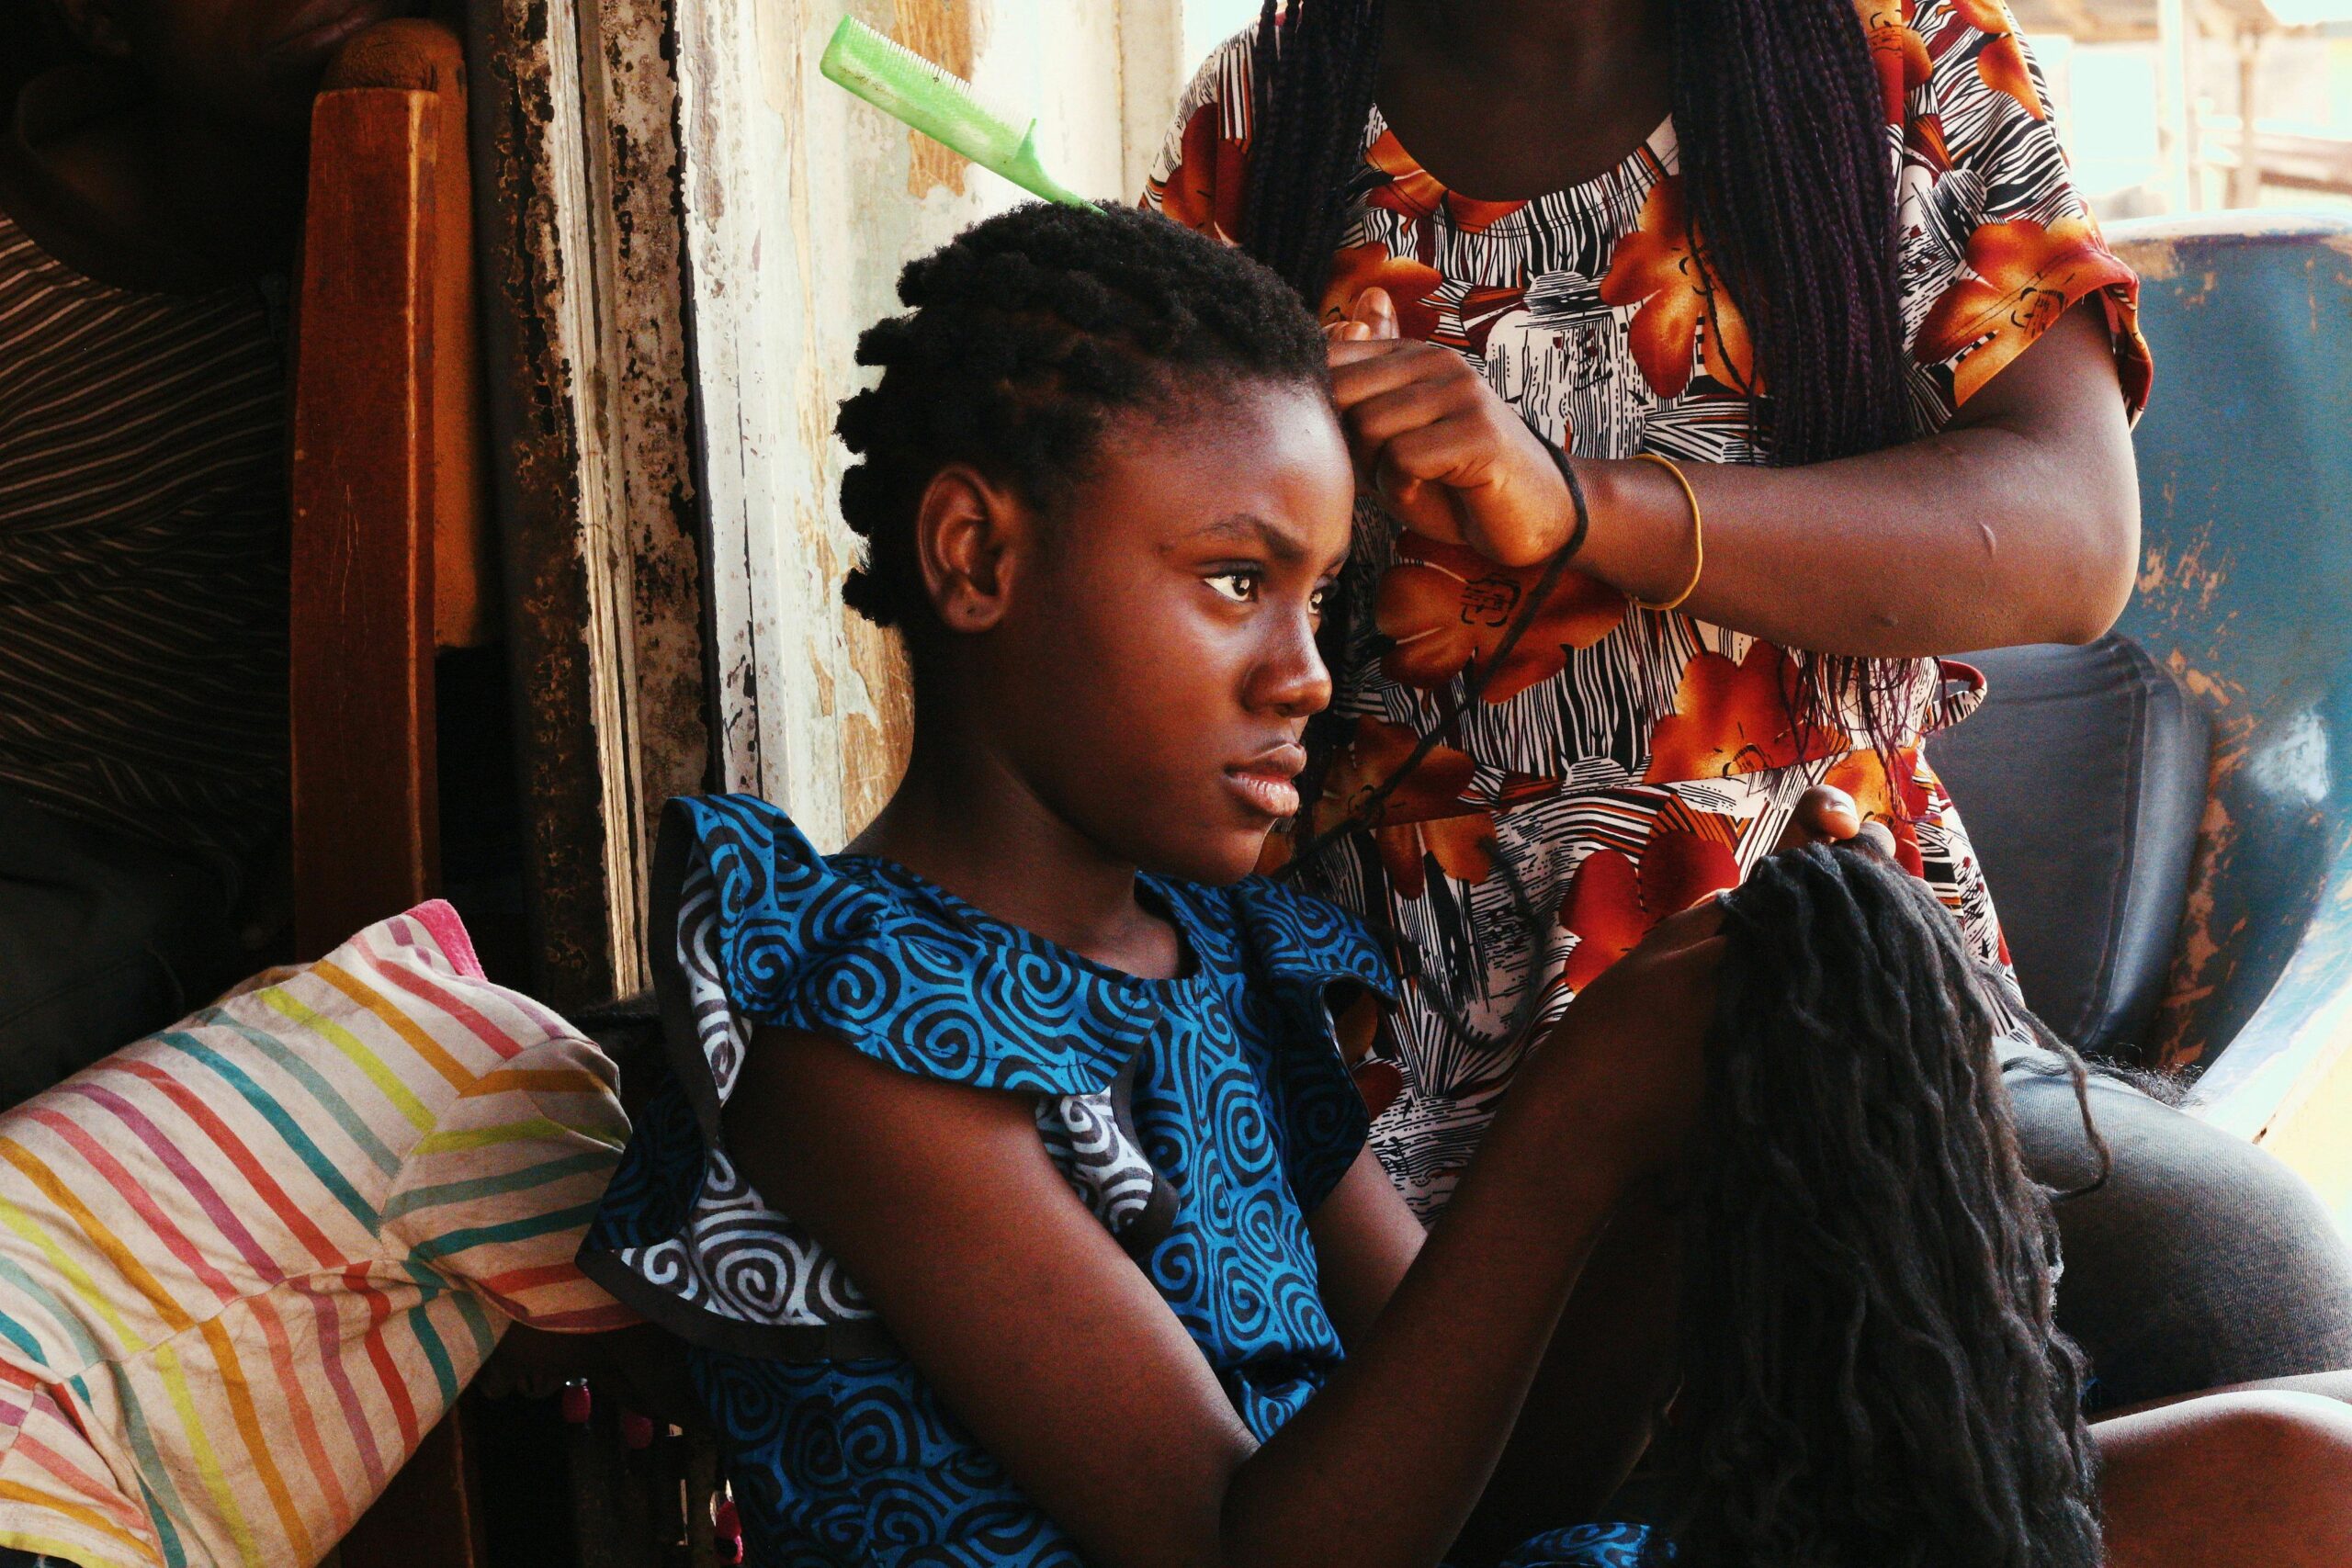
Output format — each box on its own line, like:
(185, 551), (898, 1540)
(981, 378), (1357, 886)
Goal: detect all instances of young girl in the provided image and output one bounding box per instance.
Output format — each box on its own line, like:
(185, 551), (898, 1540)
(582, 203), (2352, 1568)
(1141, 0), (2352, 1412)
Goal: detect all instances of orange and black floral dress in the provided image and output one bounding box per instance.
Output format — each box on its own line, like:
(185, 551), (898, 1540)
(1145, 2), (2154, 1217)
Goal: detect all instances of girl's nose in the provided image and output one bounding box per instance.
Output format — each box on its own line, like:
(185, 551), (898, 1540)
(1250, 615), (1333, 717)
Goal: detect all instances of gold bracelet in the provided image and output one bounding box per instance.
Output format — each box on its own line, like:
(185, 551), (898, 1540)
(1629, 452), (1704, 613)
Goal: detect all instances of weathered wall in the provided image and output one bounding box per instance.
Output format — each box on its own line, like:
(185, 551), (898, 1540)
(677, 0), (1183, 848)
(466, 0), (711, 1004)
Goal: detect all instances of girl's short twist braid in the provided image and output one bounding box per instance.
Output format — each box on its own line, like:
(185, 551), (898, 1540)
(837, 202), (1327, 630)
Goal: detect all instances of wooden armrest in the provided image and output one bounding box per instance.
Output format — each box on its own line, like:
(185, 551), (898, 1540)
(314, 17), (494, 652)
(293, 23), (496, 1568)
(289, 17), (492, 958)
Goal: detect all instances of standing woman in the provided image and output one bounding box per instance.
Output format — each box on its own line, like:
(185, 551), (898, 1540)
(1145, 0), (2352, 1415)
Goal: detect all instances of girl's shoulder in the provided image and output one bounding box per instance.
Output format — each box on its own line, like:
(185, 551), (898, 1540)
(657, 795), (1164, 1101)
(1158, 873), (1394, 1007)
(659, 796), (1394, 1096)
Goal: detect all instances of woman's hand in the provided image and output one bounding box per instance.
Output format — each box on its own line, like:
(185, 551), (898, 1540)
(1541, 894), (1725, 1179)
(1772, 782), (1899, 859)
(1329, 290), (2137, 656)
(1327, 289), (1581, 567)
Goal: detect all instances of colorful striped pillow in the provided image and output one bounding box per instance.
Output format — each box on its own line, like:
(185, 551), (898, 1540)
(0, 901), (631, 1568)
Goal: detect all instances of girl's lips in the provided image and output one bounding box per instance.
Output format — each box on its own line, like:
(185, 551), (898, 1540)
(1225, 769), (1302, 819)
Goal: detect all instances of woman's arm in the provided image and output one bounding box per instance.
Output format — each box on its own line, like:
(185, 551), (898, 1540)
(723, 900), (1723, 1568)
(1330, 295), (2138, 658)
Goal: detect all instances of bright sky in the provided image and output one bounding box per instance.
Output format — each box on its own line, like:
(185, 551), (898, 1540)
(1184, 0), (1262, 73)
(2265, 2), (2352, 24)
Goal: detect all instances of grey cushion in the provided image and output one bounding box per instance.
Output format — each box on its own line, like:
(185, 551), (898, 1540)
(1927, 634), (2210, 1061)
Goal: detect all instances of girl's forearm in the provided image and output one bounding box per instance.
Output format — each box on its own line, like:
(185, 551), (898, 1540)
(1214, 1045), (1649, 1568)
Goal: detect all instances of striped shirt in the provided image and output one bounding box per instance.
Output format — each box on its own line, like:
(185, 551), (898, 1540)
(0, 201), (288, 872)
(0, 899), (632, 1568)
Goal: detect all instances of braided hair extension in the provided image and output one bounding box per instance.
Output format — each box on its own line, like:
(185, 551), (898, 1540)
(1241, 0), (1392, 306)
(1655, 843), (2106, 1568)
(1235, 0), (1921, 765)
(836, 201), (1327, 633)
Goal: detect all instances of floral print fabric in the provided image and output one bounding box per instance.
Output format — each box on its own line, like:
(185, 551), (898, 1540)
(1146, 2), (2153, 1216)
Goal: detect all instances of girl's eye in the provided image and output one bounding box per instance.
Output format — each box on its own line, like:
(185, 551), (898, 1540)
(1206, 570), (1261, 604)
(1309, 583), (1332, 617)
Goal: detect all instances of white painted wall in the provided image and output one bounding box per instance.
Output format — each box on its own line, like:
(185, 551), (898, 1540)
(674, 0), (1185, 847)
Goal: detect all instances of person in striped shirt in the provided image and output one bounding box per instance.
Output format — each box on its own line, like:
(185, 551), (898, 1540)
(0, 898), (647, 1568)
(0, 0), (416, 1100)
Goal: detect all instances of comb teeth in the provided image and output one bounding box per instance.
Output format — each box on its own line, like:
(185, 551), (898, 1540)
(820, 15), (1092, 207)
(821, 16), (1027, 169)
(863, 27), (958, 88)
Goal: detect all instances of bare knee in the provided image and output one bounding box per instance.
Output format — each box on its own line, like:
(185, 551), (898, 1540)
(2204, 1391), (2352, 1474)
(2100, 1392), (2352, 1566)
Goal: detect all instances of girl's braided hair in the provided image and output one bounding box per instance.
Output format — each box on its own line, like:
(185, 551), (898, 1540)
(837, 201), (1329, 631)
(1238, 0), (1920, 758)
(1661, 843), (2106, 1568)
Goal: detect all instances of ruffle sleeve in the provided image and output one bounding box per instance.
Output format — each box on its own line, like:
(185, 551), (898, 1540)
(582, 795), (1166, 1358)
(1141, 28), (1256, 241)
(660, 795), (1164, 1133)
(1879, 0), (2154, 423)
(1203, 875), (1397, 1213)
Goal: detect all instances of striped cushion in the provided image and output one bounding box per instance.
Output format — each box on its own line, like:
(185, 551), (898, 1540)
(0, 901), (630, 1567)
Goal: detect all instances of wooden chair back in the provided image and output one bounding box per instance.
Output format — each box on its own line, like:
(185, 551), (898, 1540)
(290, 17), (494, 1565)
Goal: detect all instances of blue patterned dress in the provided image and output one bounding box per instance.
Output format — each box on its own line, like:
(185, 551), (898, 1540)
(582, 795), (1652, 1568)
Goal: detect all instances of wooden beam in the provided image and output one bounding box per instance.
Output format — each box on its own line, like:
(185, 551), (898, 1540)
(288, 86), (438, 959)
(2232, 27), (2267, 206)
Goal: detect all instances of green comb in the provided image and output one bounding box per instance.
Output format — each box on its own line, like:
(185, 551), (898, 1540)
(820, 16), (1092, 209)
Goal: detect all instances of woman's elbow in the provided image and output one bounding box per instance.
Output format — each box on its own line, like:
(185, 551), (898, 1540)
(2047, 473), (2142, 645)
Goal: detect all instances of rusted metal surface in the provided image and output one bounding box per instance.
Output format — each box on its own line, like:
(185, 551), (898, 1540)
(463, 0), (618, 1008)
(580, 0), (715, 898)
(2106, 216), (2352, 1190)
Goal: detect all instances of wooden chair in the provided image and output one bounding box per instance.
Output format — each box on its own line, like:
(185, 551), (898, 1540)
(289, 16), (497, 1564)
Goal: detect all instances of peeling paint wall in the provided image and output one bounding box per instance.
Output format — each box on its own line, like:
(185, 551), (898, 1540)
(465, 0), (713, 1005)
(578, 0), (712, 886)
(675, 0), (1183, 847)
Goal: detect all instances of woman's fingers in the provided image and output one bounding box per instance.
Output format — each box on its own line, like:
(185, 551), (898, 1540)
(1329, 334), (1452, 380)
(1342, 377), (1474, 452)
(1328, 335), (1575, 565)
(1374, 432), (1485, 541)
(1774, 785), (1861, 853)
(1769, 784), (1900, 861)
(1351, 286), (1400, 340)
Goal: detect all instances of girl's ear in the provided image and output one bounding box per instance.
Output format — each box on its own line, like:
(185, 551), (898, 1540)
(914, 464), (1035, 633)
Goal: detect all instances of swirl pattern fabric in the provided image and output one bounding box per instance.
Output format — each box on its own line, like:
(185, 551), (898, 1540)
(581, 796), (1404, 1565)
